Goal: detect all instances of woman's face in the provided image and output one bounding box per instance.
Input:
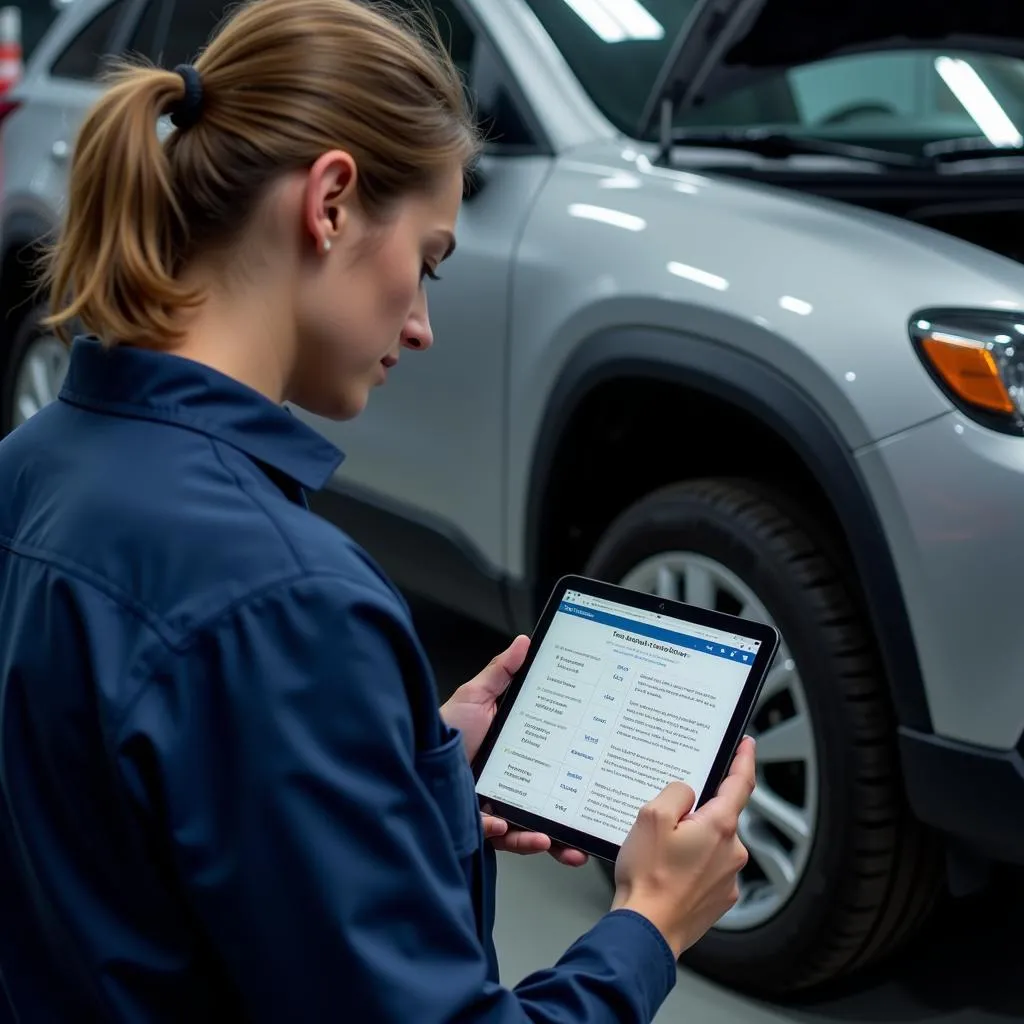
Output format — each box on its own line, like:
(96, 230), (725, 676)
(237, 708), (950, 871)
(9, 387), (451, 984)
(289, 156), (464, 420)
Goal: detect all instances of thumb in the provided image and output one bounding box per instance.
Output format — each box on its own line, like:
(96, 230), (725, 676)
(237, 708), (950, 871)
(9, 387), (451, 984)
(647, 780), (697, 823)
(482, 815), (509, 840)
(471, 634), (530, 699)
(496, 634), (530, 675)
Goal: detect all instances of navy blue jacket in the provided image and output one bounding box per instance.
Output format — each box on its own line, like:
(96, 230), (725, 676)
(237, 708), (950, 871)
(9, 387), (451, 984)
(0, 338), (676, 1022)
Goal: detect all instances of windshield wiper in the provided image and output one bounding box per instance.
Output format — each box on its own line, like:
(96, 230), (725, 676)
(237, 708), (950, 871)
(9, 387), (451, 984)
(924, 137), (1024, 167)
(669, 129), (925, 169)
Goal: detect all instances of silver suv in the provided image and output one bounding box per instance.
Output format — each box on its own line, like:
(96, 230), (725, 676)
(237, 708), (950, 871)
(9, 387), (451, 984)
(4, 0), (1024, 999)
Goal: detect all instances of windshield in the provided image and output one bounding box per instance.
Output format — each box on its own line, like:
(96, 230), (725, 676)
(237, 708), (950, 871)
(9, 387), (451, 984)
(522, 0), (1024, 154)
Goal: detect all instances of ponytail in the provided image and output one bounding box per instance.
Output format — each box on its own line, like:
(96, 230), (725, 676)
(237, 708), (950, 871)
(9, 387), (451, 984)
(42, 63), (200, 346)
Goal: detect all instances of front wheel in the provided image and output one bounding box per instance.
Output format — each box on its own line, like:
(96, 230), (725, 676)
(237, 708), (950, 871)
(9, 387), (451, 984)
(585, 479), (942, 995)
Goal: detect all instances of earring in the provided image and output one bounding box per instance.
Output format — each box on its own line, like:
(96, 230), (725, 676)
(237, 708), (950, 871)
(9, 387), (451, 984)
(322, 239), (332, 254)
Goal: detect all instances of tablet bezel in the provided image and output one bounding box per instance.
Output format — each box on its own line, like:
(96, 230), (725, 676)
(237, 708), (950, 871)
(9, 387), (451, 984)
(471, 574), (780, 863)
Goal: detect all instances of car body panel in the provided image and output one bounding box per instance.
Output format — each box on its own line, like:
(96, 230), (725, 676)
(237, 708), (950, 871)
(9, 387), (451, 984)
(857, 411), (1024, 750)
(501, 138), (1024, 576)
(1, 77), (100, 226)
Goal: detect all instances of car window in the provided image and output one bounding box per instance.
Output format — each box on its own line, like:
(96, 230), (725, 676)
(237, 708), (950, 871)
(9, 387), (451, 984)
(425, 0), (474, 79)
(396, 0), (535, 149)
(50, 0), (130, 81)
(148, 0), (228, 69)
(521, 0), (695, 136)
(15, 1), (64, 62)
(126, 0), (170, 63)
(473, 35), (535, 150)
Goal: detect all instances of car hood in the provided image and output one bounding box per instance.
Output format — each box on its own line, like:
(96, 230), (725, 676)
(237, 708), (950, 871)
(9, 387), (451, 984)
(641, 0), (1024, 134)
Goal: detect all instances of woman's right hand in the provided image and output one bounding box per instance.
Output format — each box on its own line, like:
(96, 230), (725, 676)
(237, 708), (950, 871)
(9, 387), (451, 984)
(610, 737), (756, 958)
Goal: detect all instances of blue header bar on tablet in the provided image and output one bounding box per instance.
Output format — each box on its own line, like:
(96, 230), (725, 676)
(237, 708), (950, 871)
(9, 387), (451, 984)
(557, 601), (753, 664)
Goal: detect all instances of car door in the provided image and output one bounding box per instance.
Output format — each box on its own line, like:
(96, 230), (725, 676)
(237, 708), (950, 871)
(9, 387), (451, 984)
(300, 0), (555, 587)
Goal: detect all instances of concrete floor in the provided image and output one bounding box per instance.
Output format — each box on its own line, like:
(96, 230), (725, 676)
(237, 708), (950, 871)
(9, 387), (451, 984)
(412, 600), (1024, 1024)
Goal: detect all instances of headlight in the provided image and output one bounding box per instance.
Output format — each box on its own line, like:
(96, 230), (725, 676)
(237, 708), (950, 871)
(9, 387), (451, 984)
(910, 308), (1024, 435)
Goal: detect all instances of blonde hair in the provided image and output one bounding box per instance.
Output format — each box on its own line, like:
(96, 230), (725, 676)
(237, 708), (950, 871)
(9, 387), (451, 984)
(42, 0), (480, 346)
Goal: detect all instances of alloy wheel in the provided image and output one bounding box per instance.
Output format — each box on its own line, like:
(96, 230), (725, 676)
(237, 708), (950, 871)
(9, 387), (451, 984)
(619, 552), (819, 931)
(11, 333), (68, 428)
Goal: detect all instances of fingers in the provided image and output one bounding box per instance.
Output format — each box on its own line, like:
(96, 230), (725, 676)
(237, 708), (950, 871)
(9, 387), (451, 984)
(491, 830), (551, 855)
(641, 780), (697, 826)
(484, 813), (588, 863)
(693, 736), (757, 824)
(482, 815), (509, 840)
(550, 844), (589, 868)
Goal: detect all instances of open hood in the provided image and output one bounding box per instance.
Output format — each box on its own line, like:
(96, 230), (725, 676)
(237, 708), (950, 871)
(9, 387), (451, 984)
(639, 0), (1024, 137)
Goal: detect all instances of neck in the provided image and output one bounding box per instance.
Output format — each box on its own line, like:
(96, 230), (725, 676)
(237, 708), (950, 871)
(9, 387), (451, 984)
(168, 270), (296, 404)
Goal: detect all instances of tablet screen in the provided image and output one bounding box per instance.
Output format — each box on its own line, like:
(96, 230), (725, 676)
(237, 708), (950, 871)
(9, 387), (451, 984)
(475, 587), (763, 846)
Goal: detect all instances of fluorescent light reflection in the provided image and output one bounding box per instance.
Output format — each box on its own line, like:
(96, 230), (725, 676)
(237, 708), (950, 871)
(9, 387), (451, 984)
(561, 0), (664, 43)
(779, 295), (813, 316)
(599, 171), (642, 189)
(568, 204), (647, 231)
(935, 56), (1023, 148)
(667, 261), (729, 291)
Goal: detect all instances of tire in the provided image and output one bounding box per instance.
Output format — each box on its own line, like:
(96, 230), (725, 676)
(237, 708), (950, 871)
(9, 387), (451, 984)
(1, 304), (68, 437)
(584, 479), (942, 995)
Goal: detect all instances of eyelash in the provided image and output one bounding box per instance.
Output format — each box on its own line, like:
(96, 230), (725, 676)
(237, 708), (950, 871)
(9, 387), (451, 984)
(421, 264), (442, 283)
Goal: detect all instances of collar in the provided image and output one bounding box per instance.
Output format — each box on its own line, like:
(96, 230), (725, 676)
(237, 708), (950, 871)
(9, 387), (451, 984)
(58, 337), (345, 492)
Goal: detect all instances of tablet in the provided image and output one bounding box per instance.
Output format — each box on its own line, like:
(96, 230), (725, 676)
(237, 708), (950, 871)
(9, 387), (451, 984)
(472, 575), (780, 863)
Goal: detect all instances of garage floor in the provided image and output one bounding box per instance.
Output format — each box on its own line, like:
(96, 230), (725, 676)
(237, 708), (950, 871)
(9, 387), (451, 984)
(413, 600), (1024, 1024)
(493, 851), (1020, 1023)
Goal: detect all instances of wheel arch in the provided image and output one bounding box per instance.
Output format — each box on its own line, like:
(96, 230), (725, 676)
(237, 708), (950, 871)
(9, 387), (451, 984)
(523, 326), (932, 734)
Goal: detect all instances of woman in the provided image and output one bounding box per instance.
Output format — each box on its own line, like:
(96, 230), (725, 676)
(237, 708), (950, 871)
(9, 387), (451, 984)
(0, 1), (754, 1020)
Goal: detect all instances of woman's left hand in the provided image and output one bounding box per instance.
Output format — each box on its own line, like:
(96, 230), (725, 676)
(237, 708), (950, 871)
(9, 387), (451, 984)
(440, 635), (588, 868)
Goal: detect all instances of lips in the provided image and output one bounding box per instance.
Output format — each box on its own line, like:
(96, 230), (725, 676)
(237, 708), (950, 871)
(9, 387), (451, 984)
(381, 355), (399, 369)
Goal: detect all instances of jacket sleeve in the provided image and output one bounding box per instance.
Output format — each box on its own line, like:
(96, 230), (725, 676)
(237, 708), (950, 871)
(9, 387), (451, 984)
(117, 574), (677, 1023)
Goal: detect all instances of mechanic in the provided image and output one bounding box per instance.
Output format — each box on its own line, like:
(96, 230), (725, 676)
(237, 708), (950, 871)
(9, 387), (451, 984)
(0, 1), (754, 1020)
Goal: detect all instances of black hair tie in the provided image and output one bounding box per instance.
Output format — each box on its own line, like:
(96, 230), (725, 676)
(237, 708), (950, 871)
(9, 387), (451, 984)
(170, 63), (204, 131)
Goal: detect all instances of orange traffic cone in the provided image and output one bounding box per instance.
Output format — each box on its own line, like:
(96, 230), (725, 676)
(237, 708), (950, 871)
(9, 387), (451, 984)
(0, 7), (22, 98)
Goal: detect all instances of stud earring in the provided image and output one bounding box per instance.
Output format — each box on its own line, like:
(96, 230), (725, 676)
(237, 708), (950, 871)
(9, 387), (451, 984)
(322, 239), (332, 254)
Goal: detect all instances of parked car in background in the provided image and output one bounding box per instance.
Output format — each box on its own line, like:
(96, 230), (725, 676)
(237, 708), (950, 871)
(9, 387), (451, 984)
(4, 0), (1024, 999)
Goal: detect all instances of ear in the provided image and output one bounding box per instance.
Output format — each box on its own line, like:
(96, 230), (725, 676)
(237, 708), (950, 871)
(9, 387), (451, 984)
(304, 150), (359, 254)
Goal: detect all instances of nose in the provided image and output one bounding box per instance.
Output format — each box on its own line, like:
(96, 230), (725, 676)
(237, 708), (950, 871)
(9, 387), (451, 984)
(400, 288), (434, 352)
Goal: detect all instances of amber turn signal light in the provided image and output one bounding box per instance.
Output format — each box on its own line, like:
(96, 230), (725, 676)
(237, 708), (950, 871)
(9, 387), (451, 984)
(919, 333), (1016, 416)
